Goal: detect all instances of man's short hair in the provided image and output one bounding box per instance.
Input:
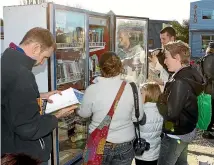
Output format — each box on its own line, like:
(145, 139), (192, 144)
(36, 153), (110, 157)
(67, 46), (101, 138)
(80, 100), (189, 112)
(160, 26), (176, 38)
(20, 27), (56, 51)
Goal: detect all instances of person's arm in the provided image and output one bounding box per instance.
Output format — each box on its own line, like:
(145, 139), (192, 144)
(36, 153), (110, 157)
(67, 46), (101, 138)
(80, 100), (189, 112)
(165, 80), (189, 120)
(11, 76), (58, 141)
(78, 86), (94, 118)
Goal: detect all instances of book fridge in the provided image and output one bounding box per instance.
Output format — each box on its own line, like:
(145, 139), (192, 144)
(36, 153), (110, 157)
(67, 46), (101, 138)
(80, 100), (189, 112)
(3, 3), (149, 165)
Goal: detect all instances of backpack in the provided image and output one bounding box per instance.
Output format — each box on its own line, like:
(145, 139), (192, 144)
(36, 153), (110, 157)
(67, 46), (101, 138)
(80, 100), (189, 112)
(174, 76), (212, 130)
(196, 93), (212, 130)
(196, 54), (214, 98)
(181, 62), (213, 130)
(194, 54), (214, 130)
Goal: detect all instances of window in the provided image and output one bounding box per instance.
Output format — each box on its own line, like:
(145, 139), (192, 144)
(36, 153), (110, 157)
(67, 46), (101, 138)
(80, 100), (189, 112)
(201, 35), (214, 53)
(202, 10), (214, 19)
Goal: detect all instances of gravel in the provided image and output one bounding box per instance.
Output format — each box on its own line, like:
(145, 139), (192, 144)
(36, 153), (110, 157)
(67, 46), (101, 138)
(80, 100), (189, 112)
(188, 130), (214, 165)
(132, 130), (214, 165)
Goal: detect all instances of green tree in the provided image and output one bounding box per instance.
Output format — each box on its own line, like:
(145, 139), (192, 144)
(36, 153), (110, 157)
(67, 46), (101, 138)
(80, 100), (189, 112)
(20, 0), (47, 5)
(171, 19), (189, 44)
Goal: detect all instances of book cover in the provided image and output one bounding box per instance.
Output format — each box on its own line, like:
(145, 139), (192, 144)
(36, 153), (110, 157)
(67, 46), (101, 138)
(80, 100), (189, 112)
(37, 98), (48, 115)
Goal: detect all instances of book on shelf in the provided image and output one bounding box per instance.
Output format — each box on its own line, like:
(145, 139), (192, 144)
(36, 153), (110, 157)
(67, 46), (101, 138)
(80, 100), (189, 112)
(57, 64), (62, 81)
(75, 61), (81, 74)
(62, 63), (68, 80)
(44, 88), (84, 114)
(66, 63), (74, 77)
(59, 149), (82, 165)
(71, 61), (77, 74)
(60, 64), (65, 80)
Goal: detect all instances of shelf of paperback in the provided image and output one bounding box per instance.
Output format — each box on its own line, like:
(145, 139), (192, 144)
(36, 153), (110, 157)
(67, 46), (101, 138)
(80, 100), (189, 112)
(55, 49), (86, 90)
(57, 114), (90, 165)
(52, 6), (149, 165)
(56, 59), (83, 86)
(55, 8), (87, 91)
(88, 16), (110, 83)
(53, 8), (89, 165)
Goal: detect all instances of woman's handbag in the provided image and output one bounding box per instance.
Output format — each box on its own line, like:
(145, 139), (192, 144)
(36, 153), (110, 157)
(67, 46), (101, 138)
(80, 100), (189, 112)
(130, 82), (150, 156)
(83, 81), (126, 165)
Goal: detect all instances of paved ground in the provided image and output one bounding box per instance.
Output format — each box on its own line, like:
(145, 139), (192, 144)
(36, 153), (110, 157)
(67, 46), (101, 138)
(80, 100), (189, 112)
(187, 131), (214, 165)
(132, 131), (214, 165)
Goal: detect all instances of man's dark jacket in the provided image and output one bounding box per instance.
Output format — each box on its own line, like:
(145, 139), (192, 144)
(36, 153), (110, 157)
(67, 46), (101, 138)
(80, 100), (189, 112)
(1, 48), (58, 161)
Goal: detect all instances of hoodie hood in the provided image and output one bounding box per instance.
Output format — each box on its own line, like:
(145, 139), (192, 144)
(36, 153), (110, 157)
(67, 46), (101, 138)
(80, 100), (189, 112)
(174, 66), (205, 96)
(202, 53), (214, 80)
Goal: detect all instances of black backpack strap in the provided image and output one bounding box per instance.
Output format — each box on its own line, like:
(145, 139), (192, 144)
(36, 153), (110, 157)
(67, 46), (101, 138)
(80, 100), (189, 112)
(130, 82), (139, 119)
(130, 82), (141, 138)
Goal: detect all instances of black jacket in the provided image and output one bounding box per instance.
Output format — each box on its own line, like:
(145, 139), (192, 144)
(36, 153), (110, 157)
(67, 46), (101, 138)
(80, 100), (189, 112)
(1, 48), (58, 161)
(200, 53), (214, 98)
(157, 66), (204, 135)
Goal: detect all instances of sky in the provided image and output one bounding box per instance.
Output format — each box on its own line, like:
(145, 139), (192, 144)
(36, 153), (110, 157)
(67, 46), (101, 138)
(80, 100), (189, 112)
(0, 0), (197, 22)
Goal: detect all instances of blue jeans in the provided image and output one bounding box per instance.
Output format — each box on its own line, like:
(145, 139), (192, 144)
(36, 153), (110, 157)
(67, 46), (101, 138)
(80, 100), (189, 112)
(157, 136), (188, 165)
(102, 141), (135, 165)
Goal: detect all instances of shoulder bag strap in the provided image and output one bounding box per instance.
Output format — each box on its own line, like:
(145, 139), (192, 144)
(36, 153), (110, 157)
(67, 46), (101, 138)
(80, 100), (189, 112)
(129, 82), (141, 139)
(107, 81), (127, 117)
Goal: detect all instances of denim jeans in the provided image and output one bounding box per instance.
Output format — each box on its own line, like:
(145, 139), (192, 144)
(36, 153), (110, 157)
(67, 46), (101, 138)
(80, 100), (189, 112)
(102, 141), (135, 165)
(157, 136), (188, 165)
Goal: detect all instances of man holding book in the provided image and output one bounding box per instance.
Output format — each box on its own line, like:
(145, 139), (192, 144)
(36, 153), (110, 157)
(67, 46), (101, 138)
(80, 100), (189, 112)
(1, 27), (77, 164)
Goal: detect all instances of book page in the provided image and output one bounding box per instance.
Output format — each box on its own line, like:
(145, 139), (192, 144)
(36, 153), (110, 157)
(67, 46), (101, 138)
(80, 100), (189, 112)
(45, 88), (80, 114)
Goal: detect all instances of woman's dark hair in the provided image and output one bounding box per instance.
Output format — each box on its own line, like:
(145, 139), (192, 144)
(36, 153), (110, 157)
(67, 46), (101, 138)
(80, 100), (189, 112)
(99, 51), (123, 78)
(1, 153), (41, 165)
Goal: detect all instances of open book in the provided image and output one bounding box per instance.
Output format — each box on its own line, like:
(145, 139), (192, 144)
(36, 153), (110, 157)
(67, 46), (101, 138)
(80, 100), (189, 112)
(45, 88), (84, 114)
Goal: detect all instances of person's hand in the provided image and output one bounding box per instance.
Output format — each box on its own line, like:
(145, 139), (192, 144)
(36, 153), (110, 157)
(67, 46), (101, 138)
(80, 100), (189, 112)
(54, 105), (78, 118)
(148, 55), (158, 66)
(151, 51), (159, 56)
(40, 90), (62, 103)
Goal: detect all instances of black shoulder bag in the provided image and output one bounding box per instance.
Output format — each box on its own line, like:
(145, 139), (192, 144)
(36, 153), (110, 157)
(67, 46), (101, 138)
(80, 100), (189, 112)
(130, 82), (150, 156)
